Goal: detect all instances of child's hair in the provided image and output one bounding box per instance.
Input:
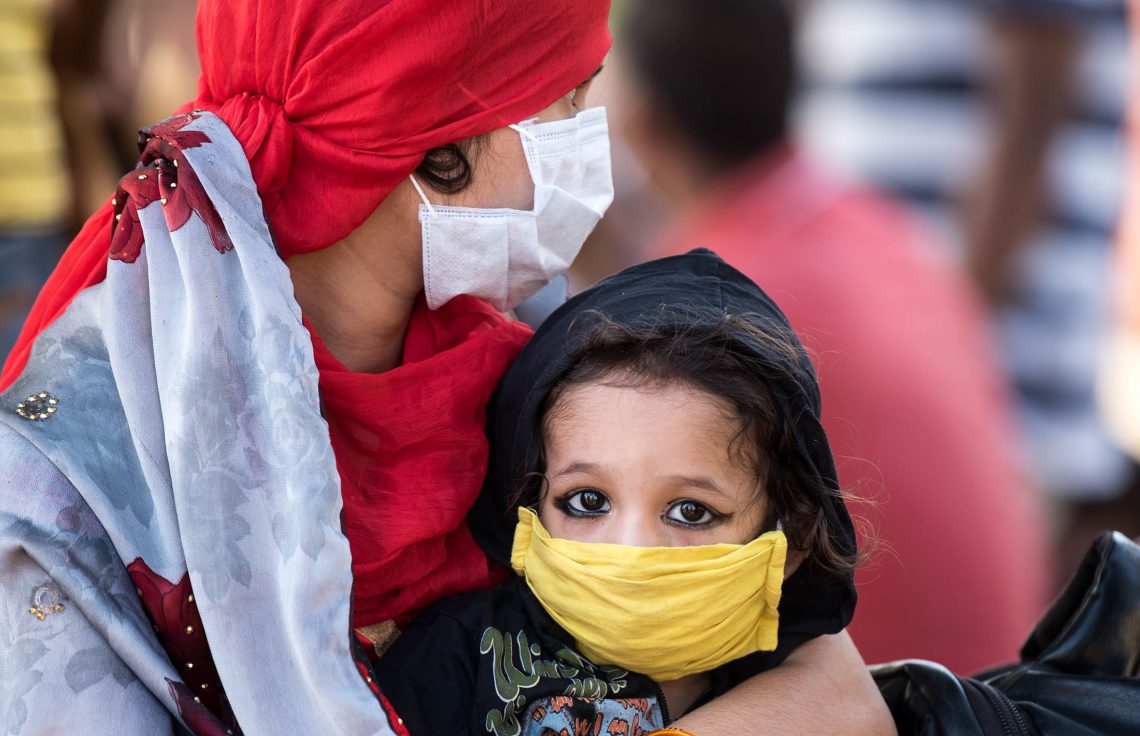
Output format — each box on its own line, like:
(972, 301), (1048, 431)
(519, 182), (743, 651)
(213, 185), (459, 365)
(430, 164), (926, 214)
(512, 305), (859, 578)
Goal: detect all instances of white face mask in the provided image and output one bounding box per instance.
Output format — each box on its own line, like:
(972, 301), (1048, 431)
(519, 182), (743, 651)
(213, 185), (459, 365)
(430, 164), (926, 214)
(413, 106), (614, 312)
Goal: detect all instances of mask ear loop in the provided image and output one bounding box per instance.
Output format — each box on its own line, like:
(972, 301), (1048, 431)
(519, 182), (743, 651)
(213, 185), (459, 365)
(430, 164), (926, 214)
(509, 121), (540, 144)
(408, 174), (437, 218)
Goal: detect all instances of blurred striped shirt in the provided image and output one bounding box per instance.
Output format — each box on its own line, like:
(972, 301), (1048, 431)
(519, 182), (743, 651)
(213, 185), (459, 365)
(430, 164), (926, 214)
(796, 0), (1131, 499)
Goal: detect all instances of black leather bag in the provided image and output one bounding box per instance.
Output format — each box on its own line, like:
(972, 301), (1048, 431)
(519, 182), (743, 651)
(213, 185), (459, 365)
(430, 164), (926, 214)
(872, 531), (1140, 735)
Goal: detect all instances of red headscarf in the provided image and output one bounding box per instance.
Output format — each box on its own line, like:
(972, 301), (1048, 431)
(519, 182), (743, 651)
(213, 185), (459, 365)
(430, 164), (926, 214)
(3, 0), (611, 626)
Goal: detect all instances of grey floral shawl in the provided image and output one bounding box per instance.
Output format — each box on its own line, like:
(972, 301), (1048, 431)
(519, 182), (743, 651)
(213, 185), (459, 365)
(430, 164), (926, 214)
(0, 113), (398, 735)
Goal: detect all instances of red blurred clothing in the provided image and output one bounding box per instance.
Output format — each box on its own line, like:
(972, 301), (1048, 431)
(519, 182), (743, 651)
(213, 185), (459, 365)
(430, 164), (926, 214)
(650, 147), (1050, 673)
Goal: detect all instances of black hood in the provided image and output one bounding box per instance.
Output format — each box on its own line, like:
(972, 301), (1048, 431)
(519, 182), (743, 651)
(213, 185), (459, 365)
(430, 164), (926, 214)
(469, 249), (857, 671)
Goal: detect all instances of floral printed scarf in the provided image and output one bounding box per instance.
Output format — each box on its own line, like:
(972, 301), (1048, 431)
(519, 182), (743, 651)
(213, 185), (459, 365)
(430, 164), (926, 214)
(0, 112), (406, 735)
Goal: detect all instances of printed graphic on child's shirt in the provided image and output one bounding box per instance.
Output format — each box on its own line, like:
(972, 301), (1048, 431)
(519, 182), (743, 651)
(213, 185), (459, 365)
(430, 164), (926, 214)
(525, 695), (664, 736)
(480, 626), (658, 736)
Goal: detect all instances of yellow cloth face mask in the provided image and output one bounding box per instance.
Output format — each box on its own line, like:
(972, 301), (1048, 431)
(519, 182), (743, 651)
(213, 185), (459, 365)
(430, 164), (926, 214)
(510, 507), (787, 682)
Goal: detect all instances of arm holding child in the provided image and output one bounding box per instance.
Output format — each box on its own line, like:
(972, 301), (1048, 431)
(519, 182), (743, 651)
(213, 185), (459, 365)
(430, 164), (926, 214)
(675, 632), (896, 736)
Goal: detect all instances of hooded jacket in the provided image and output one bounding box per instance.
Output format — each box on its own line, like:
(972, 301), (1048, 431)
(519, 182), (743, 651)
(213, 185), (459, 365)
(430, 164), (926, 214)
(471, 248), (857, 659)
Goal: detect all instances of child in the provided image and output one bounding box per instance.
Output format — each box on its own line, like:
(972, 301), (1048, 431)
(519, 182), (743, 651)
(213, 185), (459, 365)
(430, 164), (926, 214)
(376, 249), (860, 735)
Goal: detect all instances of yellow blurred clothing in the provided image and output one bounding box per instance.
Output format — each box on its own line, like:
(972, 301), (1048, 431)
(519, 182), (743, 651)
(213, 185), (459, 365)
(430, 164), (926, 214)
(0, 0), (69, 228)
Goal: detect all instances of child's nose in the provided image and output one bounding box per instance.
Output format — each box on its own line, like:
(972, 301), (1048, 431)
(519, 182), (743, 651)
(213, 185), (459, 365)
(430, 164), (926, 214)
(608, 514), (670, 548)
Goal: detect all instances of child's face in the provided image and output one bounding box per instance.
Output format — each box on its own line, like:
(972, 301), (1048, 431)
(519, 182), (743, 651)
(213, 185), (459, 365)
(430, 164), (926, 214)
(538, 379), (767, 547)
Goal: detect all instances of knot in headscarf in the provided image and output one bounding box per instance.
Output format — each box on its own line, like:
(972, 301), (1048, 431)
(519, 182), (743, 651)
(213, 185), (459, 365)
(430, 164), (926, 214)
(211, 93), (294, 197)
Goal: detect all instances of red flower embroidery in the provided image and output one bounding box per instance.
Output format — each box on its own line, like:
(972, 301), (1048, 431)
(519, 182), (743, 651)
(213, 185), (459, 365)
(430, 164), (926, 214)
(167, 679), (233, 736)
(128, 558), (236, 729)
(110, 112), (234, 263)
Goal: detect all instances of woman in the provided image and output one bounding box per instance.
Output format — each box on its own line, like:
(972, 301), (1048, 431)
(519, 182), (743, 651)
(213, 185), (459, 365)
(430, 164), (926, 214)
(0, 1), (889, 734)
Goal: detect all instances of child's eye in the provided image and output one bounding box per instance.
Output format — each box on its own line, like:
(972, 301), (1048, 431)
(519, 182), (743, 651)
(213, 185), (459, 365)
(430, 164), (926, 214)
(666, 500), (719, 527)
(559, 489), (611, 516)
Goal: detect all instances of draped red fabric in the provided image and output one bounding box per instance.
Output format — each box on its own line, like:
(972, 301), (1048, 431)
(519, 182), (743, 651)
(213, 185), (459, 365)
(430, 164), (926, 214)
(1, 0), (608, 624)
(311, 296), (532, 627)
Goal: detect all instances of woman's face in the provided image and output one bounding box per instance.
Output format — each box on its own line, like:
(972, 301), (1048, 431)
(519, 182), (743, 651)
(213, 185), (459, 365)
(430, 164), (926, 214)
(537, 378), (767, 547)
(433, 72), (601, 212)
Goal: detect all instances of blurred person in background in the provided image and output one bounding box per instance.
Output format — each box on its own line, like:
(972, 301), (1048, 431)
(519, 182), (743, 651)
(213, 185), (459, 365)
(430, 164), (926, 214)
(608, 0), (1050, 673)
(0, 0), (71, 356)
(798, 0), (1135, 579)
(0, 0), (199, 360)
(51, 0), (199, 217)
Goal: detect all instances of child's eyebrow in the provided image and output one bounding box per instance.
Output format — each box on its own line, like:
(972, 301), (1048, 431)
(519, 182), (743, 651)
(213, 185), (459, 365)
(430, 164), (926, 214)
(549, 461), (602, 479)
(664, 475), (731, 499)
